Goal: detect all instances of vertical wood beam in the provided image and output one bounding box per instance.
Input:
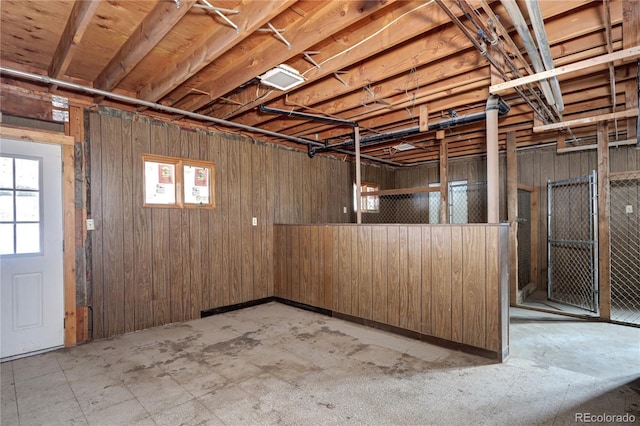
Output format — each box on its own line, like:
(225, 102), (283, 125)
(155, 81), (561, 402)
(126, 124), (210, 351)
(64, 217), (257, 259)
(597, 122), (611, 319)
(506, 132), (518, 305)
(419, 105), (429, 132)
(439, 138), (448, 224)
(622, 0), (639, 142)
(355, 127), (362, 224)
(63, 143), (77, 347)
(530, 188), (539, 293)
(486, 96), (500, 223)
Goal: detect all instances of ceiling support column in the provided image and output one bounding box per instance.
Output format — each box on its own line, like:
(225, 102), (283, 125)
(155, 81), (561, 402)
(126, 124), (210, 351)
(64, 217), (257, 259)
(486, 95), (500, 224)
(355, 126), (362, 225)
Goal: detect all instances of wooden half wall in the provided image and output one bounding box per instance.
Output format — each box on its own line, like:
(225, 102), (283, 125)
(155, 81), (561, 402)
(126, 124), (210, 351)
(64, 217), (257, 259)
(273, 224), (510, 360)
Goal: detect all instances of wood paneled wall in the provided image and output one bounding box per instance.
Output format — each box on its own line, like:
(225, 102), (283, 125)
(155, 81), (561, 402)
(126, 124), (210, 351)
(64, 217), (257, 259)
(273, 224), (510, 358)
(88, 108), (356, 338)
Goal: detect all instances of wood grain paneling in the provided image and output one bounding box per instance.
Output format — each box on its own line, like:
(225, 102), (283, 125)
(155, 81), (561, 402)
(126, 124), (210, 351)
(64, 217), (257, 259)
(274, 224), (509, 357)
(88, 109), (353, 338)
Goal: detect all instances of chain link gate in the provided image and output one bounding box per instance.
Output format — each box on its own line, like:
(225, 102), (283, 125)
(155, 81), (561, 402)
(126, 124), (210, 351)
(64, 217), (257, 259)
(547, 171), (599, 313)
(609, 172), (640, 325)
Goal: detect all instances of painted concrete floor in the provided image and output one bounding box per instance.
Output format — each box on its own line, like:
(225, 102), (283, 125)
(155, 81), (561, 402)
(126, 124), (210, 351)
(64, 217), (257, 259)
(1, 302), (639, 425)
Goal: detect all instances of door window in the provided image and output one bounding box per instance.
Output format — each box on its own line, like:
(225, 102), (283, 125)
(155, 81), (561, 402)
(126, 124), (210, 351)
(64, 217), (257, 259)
(0, 156), (42, 255)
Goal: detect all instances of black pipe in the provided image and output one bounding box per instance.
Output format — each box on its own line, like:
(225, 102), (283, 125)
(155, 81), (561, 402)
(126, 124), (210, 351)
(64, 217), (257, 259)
(315, 97), (510, 152)
(259, 104), (358, 127)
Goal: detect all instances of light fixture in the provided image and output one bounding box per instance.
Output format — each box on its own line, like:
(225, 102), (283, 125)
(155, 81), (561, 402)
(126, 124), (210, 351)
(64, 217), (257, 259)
(393, 143), (415, 151)
(258, 64), (305, 91)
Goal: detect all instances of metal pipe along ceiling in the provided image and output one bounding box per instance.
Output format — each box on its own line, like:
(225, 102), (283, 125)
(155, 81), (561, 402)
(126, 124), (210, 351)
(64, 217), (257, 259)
(525, 0), (565, 112)
(0, 66), (407, 166)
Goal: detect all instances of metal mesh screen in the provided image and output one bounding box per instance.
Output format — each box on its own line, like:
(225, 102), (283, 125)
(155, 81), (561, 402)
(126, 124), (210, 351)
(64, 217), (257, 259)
(547, 172), (598, 312)
(517, 189), (531, 290)
(361, 181), (490, 224)
(610, 174), (640, 325)
(361, 192), (432, 224)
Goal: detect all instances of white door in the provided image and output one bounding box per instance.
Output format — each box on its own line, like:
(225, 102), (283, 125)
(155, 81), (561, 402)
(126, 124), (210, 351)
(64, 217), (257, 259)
(0, 138), (64, 360)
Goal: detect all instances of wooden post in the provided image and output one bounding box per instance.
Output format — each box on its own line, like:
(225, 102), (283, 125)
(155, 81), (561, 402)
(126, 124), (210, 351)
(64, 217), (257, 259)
(439, 137), (449, 224)
(486, 96), (500, 223)
(506, 132), (518, 305)
(622, 0), (639, 143)
(597, 121), (611, 319)
(530, 188), (539, 293)
(355, 126), (362, 225)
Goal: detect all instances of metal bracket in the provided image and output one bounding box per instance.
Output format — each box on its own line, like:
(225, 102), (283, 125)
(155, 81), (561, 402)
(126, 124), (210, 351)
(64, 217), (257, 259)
(334, 71), (349, 87)
(303, 51), (321, 71)
(259, 22), (291, 49)
(196, 0), (240, 33)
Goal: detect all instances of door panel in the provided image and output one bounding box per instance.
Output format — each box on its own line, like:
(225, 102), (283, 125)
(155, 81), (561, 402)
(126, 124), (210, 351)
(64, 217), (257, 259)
(1, 138), (64, 360)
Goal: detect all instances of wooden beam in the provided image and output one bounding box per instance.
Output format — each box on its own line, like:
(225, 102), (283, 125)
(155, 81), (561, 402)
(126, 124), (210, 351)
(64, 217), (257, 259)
(213, 0), (452, 120)
(63, 143), (76, 348)
(93, 0), (197, 95)
(533, 108), (639, 132)
(623, 0), (639, 141)
(556, 138), (637, 153)
(0, 125), (74, 146)
(489, 46), (640, 95)
(597, 121), (611, 319)
(419, 105), (429, 132)
(439, 139), (448, 224)
(530, 188), (539, 293)
(137, 0), (296, 102)
(506, 132), (518, 306)
(172, 1), (408, 112)
(48, 1), (101, 80)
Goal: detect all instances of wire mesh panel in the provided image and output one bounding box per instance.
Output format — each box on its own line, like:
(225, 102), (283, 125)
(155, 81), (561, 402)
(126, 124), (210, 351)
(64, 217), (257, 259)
(361, 192), (432, 224)
(547, 171), (599, 313)
(610, 173), (640, 325)
(517, 189), (531, 290)
(449, 181), (487, 223)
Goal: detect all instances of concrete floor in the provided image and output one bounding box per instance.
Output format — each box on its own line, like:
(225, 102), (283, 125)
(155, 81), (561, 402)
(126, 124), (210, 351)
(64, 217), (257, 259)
(1, 302), (639, 425)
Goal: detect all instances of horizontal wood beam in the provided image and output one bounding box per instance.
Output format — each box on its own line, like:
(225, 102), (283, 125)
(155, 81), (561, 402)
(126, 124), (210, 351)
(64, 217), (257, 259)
(533, 108), (639, 132)
(489, 46), (640, 95)
(0, 125), (75, 146)
(556, 138), (637, 153)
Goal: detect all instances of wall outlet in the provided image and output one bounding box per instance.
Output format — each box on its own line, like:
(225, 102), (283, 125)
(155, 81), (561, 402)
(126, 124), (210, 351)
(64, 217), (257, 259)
(625, 205), (633, 214)
(86, 219), (95, 230)
(343, 206), (347, 214)
(252, 217), (257, 226)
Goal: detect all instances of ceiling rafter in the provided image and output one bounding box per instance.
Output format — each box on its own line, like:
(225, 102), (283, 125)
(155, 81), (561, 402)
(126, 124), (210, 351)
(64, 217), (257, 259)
(137, 0), (297, 103)
(48, 0), (101, 84)
(171, 0), (399, 113)
(93, 0), (198, 98)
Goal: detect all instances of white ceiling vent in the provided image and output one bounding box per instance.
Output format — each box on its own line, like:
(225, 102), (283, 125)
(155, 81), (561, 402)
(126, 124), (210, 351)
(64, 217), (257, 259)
(258, 64), (305, 91)
(393, 143), (415, 151)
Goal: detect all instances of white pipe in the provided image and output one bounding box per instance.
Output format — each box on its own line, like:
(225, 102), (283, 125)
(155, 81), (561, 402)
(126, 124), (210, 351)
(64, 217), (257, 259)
(525, 0), (564, 112)
(500, 0), (556, 107)
(486, 95), (500, 223)
(0, 66), (409, 166)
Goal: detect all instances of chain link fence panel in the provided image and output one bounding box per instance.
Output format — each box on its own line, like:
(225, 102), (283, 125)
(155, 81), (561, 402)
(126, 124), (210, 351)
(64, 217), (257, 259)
(610, 173), (640, 325)
(547, 172), (598, 313)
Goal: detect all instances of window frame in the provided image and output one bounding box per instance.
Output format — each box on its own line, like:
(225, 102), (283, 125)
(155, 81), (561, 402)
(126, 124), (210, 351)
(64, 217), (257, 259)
(142, 153), (215, 209)
(354, 181), (380, 213)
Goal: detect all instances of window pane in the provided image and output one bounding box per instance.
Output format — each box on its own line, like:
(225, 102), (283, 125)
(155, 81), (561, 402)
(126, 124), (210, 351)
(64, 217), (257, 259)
(0, 190), (14, 221)
(15, 158), (39, 190)
(0, 223), (14, 255)
(16, 223), (40, 254)
(15, 191), (39, 221)
(0, 157), (13, 188)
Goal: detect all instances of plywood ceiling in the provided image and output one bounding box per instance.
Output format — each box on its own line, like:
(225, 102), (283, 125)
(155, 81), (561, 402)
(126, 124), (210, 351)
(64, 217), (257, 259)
(1, 0), (638, 165)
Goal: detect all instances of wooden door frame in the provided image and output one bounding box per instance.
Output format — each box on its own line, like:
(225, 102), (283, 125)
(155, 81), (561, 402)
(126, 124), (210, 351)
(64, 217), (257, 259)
(0, 125), (76, 347)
